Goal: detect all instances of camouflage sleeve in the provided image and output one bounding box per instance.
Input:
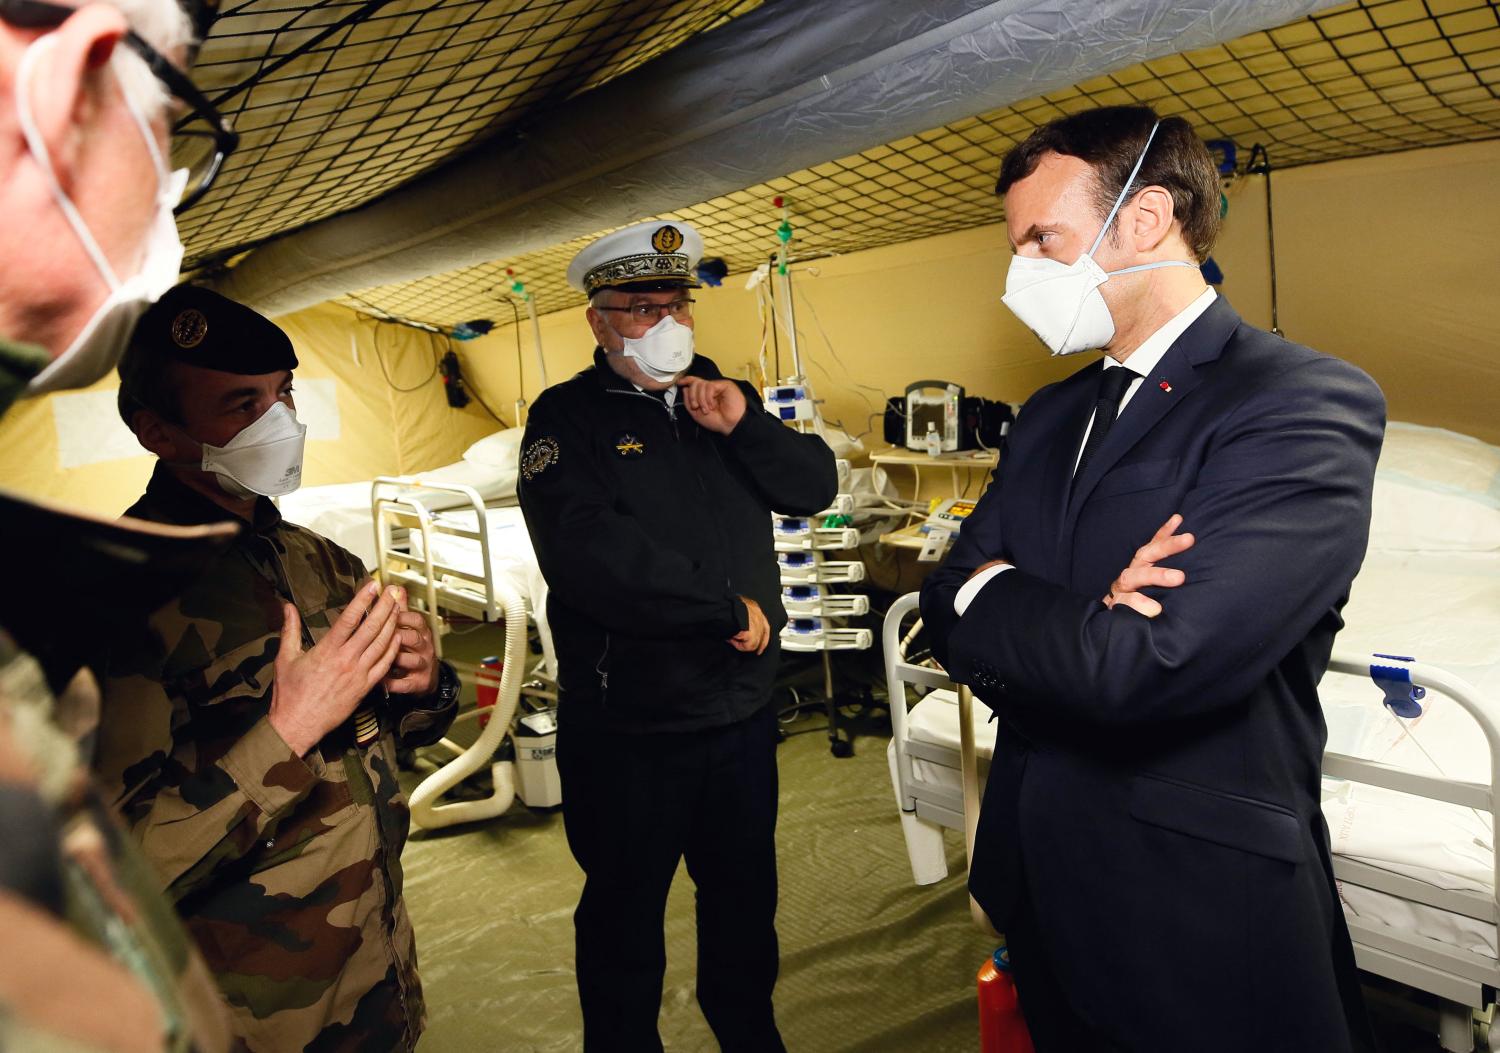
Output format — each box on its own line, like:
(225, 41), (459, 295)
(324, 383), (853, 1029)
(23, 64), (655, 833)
(95, 661), (325, 900)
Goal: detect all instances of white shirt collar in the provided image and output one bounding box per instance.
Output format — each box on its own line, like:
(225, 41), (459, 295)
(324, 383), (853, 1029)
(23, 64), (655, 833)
(1104, 286), (1217, 379)
(631, 382), (678, 407)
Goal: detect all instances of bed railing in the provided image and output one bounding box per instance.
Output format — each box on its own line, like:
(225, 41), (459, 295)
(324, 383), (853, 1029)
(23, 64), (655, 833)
(883, 592), (997, 935)
(1325, 651), (1500, 927)
(884, 595), (1500, 986)
(371, 477), (506, 627)
(369, 476), (530, 830)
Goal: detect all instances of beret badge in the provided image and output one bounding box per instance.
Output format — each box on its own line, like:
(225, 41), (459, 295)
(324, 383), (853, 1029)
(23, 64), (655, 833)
(171, 308), (209, 349)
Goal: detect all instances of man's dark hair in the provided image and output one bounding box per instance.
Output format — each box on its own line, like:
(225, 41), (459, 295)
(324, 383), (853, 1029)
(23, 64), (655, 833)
(116, 343), (183, 431)
(996, 105), (1221, 262)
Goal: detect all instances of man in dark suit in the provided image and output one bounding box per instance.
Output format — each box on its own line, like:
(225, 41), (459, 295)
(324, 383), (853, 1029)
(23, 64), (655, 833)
(920, 105), (1385, 1052)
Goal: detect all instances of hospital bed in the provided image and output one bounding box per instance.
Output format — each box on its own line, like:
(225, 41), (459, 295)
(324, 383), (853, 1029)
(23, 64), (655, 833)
(885, 422), (1500, 1051)
(280, 429), (558, 831)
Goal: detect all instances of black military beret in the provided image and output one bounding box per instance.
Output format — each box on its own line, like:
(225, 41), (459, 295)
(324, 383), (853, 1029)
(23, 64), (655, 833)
(131, 284), (298, 374)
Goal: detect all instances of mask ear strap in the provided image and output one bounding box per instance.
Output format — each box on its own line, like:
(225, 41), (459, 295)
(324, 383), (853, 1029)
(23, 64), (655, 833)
(1087, 120), (1163, 258)
(14, 36), (122, 290)
(1110, 260), (1198, 276)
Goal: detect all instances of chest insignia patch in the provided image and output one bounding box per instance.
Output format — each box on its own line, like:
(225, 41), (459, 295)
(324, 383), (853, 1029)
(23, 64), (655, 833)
(521, 436), (560, 480)
(614, 432), (645, 457)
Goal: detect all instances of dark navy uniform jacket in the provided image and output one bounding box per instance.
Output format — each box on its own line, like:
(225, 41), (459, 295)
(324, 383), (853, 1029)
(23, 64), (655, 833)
(519, 348), (837, 733)
(921, 297), (1385, 1053)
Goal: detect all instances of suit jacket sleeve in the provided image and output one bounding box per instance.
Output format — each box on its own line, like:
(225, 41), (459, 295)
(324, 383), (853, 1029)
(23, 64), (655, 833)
(919, 438), (1012, 668)
(946, 357), (1385, 729)
(518, 393), (744, 638)
(721, 381), (839, 516)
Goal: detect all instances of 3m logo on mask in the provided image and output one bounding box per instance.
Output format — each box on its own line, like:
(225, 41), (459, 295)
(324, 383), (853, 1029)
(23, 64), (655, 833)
(651, 225), (684, 254)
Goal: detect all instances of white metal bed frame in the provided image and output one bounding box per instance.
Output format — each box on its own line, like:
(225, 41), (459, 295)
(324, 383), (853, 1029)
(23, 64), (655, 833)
(370, 476), (554, 831)
(882, 592), (1500, 1051)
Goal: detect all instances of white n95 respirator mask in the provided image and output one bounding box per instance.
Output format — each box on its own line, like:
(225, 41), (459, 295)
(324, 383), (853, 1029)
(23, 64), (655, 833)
(1001, 120), (1195, 357)
(15, 35), (188, 396)
(621, 314), (695, 383)
(199, 402), (308, 498)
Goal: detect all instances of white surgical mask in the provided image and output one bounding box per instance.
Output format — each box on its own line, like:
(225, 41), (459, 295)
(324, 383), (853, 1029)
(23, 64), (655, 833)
(16, 36), (187, 396)
(1001, 121), (1196, 356)
(198, 402), (308, 498)
(620, 314), (695, 383)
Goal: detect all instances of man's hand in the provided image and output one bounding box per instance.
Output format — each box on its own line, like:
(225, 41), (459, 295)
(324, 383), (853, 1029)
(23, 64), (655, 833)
(1104, 514), (1195, 619)
(383, 588), (438, 696)
(269, 581), (403, 756)
(677, 376), (747, 435)
(728, 595), (771, 655)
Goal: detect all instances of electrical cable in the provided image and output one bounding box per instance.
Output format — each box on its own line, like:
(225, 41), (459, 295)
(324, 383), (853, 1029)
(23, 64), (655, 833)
(369, 319), (440, 393)
(453, 327), (510, 427)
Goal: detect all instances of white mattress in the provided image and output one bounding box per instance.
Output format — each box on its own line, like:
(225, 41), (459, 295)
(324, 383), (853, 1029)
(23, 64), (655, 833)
(278, 458), (518, 569)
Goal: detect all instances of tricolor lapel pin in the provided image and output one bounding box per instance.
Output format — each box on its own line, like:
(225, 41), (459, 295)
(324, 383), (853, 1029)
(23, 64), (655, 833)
(1159, 379), (1173, 393)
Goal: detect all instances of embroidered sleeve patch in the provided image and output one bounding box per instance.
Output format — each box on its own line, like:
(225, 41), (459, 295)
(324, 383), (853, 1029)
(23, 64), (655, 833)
(521, 436), (560, 480)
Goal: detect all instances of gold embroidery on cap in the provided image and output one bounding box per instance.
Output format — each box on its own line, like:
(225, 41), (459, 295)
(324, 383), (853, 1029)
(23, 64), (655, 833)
(651, 225), (684, 254)
(171, 309), (209, 349)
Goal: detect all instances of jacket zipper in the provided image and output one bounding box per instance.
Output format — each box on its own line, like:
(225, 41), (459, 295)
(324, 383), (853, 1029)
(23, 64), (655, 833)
(595, 632), (611, 704)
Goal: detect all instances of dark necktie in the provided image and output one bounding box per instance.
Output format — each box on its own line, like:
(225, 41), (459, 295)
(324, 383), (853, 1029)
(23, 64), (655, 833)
(1074, 365), (1137, 479)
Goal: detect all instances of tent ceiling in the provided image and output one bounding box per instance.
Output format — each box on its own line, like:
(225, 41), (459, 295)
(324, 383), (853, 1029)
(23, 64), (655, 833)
(178, 0), (764, 267)
(337, 0), (1500, 328)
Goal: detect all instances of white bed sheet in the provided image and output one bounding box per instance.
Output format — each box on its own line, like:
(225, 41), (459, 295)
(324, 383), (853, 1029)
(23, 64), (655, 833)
(277, 459), (518, 569)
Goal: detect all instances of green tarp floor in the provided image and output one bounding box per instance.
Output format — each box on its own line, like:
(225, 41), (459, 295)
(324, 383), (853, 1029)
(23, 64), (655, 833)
(399, 709), (993, 1052)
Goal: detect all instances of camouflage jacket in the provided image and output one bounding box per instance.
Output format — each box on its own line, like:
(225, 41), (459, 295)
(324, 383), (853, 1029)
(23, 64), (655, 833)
(0, 338), (234, 1053)
(95, 465), (457, 1053)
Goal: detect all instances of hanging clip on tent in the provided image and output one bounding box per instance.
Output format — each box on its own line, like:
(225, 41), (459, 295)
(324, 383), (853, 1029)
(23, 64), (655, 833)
(1370, 653), (1427, 718)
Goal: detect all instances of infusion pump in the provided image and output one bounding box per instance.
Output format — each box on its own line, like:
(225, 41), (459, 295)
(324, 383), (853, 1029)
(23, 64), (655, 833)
(905, 380), (963, 453)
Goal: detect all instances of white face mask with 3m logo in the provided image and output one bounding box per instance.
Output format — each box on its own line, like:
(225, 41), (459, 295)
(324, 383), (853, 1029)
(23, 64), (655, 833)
(1001, 121), (1196, 357)
(621, 314), (695, 383)
(197, 402), (308, 498)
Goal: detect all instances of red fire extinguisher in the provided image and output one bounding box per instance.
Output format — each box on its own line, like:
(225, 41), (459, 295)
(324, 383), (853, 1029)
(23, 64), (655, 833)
(978, 942), (1034, 1053)
(475, 655), (503, 728)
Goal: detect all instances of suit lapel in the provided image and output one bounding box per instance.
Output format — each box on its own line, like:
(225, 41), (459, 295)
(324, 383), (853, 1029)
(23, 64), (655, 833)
(1064, 297), (1241, 526)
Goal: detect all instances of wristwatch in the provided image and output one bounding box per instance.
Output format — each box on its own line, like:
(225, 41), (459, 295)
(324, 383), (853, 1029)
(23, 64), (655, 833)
(432, 660), (461, 707)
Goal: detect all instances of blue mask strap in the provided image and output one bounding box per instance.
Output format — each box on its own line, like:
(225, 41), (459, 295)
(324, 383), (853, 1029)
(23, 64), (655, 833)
(1088, 120), (1163, 258)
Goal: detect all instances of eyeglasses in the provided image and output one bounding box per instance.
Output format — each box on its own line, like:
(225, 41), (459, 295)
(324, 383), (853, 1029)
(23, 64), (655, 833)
(596, 298), (695, 323)
(0, 0), (239, 215)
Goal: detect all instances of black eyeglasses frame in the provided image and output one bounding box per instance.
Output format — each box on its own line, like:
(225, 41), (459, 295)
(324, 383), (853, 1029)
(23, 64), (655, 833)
(0, 0), (238, 214)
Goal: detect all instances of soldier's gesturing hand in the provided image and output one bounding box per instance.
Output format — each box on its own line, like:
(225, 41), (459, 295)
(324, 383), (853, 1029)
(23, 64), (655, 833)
(728, 595), (771, 655)
(269, 581), (403, 756)
(677, 376), (746, 435)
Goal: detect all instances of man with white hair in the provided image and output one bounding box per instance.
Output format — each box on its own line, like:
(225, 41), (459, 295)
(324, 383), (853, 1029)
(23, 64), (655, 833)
(0, 1), (239, 1048)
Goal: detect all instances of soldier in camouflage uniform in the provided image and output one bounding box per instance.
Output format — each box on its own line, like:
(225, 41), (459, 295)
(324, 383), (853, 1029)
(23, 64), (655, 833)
(95, 285), (460, 1053)
(0, 0), (241, 1048)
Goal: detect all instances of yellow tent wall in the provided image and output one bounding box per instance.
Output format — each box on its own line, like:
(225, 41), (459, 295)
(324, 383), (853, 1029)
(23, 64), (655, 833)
(0, 301), (500, 515)
(462, 138), (1500, 448)
(0, 139), (1493, 519)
